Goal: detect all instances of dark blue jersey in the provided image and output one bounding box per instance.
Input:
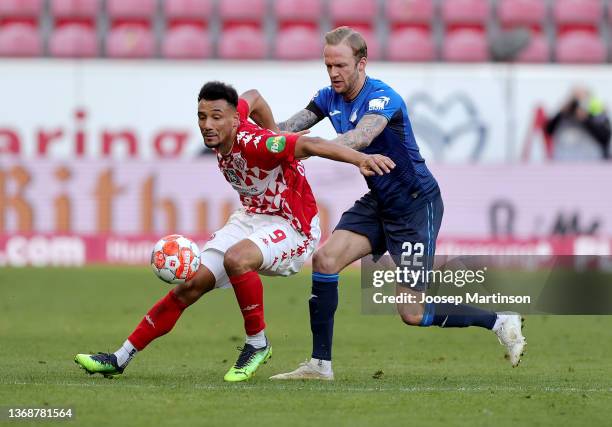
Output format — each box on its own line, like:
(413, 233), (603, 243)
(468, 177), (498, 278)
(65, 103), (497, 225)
(307, 77), (438, 215)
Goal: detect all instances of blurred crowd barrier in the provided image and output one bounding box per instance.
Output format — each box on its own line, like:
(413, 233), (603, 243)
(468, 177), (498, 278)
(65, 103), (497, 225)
(1, 157), (611, 265)
(1, 61), (612, 163)
(2, 62), (611, 265)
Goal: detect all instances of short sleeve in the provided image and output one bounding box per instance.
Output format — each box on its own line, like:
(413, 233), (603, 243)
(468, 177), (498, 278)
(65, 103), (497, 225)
(364, 89), (402, 121)
(306, 87), (332, 119)
(261, 133), (299, 163)
(236, 126), (299, 168)
(237, 98), (250, 121)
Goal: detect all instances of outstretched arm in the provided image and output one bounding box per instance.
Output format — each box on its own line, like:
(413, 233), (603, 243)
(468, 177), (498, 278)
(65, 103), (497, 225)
(240, 89), (280, 133)
(278, 109), (322, 132)
(331, 114), (388, 151)
(294, 136), (395, 177)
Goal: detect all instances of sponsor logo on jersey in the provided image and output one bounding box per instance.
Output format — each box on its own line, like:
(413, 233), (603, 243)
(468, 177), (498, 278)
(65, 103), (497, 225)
(237, 186), (264, 196)
(349, 109), (358, 123)
(266, 136), (286, 153)
(223, 169), (241, 185)
(329, 110), (341, 116)
(233, 153), (247, 171)
(368, 96), (391, 111)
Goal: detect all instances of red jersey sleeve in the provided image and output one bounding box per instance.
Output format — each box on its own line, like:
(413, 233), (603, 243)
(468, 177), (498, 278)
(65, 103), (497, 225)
(236, 122), (300, 168)
(237, 98), (250, 122)
(261, 132), (299, 163)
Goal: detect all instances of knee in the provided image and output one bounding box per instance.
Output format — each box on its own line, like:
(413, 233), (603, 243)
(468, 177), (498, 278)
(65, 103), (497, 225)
(399, 312), (424, 326)
(312, 249), (339, 274)
(173, 283), (203, 307)
(223, 246), (254, 276)
(173, 266), (215, 306)
(397, 302), (425, 326)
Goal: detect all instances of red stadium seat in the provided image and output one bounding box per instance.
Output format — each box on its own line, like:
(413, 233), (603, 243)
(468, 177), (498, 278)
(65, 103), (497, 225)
(275, 0), (322, 26)
(51, 0), (99, 21)
(0, 0), (42, 19)
(106, 24), (155, 58)
(275, 26), (320, 59)
(218, 26), (267, 59)
(219, 0), (266, 27)
(386, 28), (435, 61)
(49, 23), (98, 57)
(385, 0), (434, 29)
(514, 32), (549, 63)
(0, 23), (41, 56)
(555, 30), (606, 63)
(162, 25), (211, 59)
(442, 0), (490, 30)
(498, 0), (547, 30)
(553, 0), (601, 32)
(442, 29), (488, 62)
(164, 0), (213, 27)
(330, 0), (378, 28)
(107, 0), (156, 25)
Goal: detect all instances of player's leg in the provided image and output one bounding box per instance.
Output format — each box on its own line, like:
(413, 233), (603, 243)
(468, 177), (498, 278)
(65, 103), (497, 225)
(74, 264), (217, 378)
(310, 230), (372, 371)
(222, 212), (316, 382)
(271, 194), (383, 380)
(75, 211), (249, 378)
(223, 238), (266, 340)
(392, 192), (497, 327)
(392, 192), (526, 366)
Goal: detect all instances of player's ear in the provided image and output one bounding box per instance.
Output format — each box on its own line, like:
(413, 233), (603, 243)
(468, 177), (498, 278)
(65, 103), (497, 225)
(232, 110), (239, 129)
(358, 56), (367, 73)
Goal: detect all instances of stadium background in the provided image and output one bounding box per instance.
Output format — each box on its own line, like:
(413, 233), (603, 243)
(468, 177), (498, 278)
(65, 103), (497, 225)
(1, 1), (612, 426)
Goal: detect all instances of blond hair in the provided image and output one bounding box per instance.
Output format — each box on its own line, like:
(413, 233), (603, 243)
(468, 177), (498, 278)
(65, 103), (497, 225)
(324, 26), (368, 61)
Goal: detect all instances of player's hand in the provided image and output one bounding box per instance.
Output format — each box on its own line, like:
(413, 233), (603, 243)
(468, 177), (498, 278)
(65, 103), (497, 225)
(359, 154), (395, 177)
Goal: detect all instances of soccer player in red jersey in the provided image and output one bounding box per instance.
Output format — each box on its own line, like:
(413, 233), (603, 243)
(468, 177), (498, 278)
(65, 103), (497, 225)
(74, 81), (395, 382)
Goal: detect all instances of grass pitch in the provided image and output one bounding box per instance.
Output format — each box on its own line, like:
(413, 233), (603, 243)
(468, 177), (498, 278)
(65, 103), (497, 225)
(1, 267), (611, 426)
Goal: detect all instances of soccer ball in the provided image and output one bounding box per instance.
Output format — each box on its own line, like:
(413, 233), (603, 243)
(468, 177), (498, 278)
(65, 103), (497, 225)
(151, 234), (201, 284)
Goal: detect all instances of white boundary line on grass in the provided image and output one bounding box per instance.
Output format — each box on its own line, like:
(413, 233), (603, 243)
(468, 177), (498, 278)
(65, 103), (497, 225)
(2, 381), (612, 394)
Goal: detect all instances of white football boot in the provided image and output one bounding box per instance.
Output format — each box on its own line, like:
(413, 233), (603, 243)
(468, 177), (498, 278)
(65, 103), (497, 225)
(269, 359), (334, 380)
(493, 312), (526, 367)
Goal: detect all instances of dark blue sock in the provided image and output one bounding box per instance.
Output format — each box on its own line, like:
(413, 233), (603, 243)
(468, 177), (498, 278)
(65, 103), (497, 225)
(420, 303), (497, 329)
(310, 272), (339, 361)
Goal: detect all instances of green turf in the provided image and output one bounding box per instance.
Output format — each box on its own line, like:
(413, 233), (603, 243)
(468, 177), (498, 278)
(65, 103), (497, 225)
(1, 267), (611, 426)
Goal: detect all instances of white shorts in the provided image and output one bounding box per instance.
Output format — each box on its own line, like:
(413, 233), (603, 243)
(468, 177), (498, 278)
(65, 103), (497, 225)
(201, 209), (321, 289)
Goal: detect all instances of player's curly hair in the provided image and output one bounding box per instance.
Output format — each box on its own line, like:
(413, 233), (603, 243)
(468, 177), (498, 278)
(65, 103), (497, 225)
(324, 26), (368, 62)
(198, 81), (238, 108)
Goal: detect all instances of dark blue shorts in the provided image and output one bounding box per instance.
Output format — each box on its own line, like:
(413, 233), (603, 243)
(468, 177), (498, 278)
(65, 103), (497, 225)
(335, 189), (444, 289)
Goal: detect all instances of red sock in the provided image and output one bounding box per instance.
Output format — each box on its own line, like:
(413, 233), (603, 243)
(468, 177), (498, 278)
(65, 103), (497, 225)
(128, 290), (188, 351)
(229, 271), (265, 336)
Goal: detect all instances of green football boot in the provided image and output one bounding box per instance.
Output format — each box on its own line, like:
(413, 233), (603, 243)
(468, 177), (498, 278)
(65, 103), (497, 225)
(74, 353), (124, 378)
(224, 343), (272, 382)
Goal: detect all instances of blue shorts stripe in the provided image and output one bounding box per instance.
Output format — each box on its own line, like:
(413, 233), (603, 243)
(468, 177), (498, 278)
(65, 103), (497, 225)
(431, 201), (436, 266)
(426, 202), (431, 259)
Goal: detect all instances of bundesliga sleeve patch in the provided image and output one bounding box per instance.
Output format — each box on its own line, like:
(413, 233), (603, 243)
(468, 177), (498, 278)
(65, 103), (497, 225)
(368, 96), (391, 111)
(265, 136), (287, 153)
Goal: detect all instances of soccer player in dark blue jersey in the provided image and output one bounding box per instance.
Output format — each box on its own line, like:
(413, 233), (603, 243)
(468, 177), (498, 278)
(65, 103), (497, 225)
(270, 27), (526, 380)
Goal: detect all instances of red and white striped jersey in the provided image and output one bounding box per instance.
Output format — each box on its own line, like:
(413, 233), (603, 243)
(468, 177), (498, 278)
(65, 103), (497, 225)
(215, 99), (318, 236)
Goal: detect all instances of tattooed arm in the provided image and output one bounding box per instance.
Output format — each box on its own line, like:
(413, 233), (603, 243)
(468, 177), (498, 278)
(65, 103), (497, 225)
(277, 109), (322, 132)
(332, 114), (388, 151)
